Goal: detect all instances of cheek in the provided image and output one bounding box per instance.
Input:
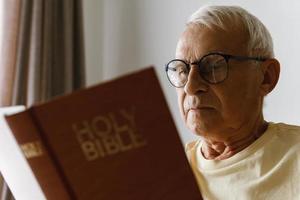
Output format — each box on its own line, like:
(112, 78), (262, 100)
(216, 83), (261, 121)
(176, 89), (186, 119)
(186, 111), (200, 131)
(217, 88), (242, 112)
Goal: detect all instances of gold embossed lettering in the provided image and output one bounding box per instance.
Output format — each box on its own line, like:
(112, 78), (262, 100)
(72, 106), (148, 161)
(21, 141), (43, 159)
(81, 141), (99, 161)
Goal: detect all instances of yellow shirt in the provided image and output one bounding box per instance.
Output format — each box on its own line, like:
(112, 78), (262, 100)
(186, 123), (300, 200)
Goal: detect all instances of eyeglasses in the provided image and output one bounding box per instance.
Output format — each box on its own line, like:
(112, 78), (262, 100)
(165, 52), (267, 87)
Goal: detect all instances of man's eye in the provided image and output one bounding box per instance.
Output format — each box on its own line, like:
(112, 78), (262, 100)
(173, 65), (187, 74)
(213, 59), (225, 66)
(203, 60), (225, 72)
(178, 68), (188, 74)
(200, 64), (212, 73)
(211, 63), (224, 70)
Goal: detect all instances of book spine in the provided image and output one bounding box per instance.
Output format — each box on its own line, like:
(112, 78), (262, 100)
(5, 109), (72, 200)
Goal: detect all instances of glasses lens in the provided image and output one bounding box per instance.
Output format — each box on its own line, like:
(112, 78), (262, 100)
(166, 60), (188, 87)
(199, 54), (228, 84)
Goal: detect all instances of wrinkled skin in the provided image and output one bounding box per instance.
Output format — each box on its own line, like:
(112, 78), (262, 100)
(176, 24), (280, 160)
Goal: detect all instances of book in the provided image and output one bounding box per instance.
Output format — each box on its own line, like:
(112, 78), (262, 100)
(3, 67), (202, 200)
(0, 106), (46, 200)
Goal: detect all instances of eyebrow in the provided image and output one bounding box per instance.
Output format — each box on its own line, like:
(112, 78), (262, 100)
(182, 50), (228, 64)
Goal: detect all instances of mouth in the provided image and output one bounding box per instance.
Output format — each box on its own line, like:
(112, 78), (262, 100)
(188, 106), (214, 112)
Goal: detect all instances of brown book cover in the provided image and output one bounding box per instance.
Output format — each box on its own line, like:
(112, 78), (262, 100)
(4, 67), (202, 200)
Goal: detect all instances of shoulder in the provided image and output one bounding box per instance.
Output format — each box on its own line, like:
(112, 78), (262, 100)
(185, 139), (201, 152)
(271, 122), (300, 139)
(185, 139), (202, 162)
(185, 140), (198, 151)
(273, 122), (300, 131)
(269, 122), (300, 150)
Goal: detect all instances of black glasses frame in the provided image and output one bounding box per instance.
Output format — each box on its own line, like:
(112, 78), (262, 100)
(165, 52), (267, 87)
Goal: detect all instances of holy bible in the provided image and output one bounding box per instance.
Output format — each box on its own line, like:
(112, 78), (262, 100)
(3, 67), (202, 200)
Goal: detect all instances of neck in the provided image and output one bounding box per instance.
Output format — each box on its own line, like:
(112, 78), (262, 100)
(201, 118), (268, 160)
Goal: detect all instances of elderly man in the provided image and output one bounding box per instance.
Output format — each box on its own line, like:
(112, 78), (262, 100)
(165, 5), (300, 200)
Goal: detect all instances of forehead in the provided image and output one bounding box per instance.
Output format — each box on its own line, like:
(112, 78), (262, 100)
(176, 24), (249, 61)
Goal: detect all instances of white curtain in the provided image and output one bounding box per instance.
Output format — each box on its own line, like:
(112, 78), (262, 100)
(84, 0), (147, 84)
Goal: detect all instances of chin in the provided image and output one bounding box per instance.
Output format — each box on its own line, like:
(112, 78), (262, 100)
(187, 121), (209, 136)
(186, 118), (226, 139)
(189, 123), (233, 142)
(186, 108), (223, 128)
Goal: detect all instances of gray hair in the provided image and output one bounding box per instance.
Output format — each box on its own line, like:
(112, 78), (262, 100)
(187, 5), (274, 58)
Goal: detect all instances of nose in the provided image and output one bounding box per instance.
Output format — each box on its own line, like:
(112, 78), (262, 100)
(184, 65), (209, 95)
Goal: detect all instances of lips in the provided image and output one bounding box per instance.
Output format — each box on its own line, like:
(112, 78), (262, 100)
(188, 106), (214, 112)
(183, 96), (215, 113)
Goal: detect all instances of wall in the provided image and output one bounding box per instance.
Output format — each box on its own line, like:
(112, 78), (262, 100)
(83, 0), (300, 144)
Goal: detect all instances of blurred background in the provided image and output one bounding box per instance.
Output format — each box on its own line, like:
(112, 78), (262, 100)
(83, 0), (300, 143)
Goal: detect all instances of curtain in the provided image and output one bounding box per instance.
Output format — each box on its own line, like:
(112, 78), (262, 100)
(83, 0), (144, 84)
(0, 0), (85, 199)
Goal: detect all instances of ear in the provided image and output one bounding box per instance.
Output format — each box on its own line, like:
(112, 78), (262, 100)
(259, 58), (280, 96)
